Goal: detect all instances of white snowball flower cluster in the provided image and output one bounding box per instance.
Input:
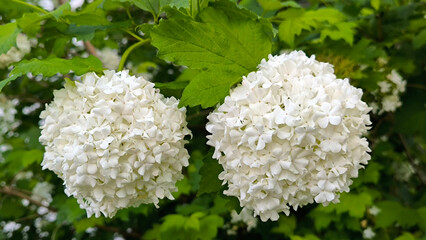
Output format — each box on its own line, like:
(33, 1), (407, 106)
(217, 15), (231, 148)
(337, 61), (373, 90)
(0, 34), (31, 69)
(97, 48), (121, 70)
(39, 70), (191, 218)
(371, 70), (406, 114)
(206, 51), (372, 221)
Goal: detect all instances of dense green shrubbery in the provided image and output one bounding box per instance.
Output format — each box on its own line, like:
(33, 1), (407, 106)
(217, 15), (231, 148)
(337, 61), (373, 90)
(0, 0), (425, 239)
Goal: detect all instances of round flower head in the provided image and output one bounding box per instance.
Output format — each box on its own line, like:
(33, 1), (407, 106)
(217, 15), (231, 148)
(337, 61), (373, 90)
(0, 33), (31, 69)
(39, 70), (191, 218)
(206, 51), (371, 221)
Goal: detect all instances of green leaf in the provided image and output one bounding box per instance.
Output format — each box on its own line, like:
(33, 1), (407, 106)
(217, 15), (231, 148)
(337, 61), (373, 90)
(395, 232), (416, 240)
(352, 162), (383, 187)
(277, 8), (346, 47)
(62, 9), (111, 26)
(21, 149), (44, 167)
(117, 0), (189, 20)
(290, 234), (320, 240)
(413, 29), (426, 49)
(0, 56), (103, 91)
(0, 198), (26, 219)
(0, 22), (20, 55)
(197, 151), (224, 196)
(50, 3), (71, 19)
(320, 22), (357, 45)
(335, 192), (372, 218)
(370, 0), (380, 11)
(180, 71), (241, 108)
(417, 207), (426, 231)
(73, 217), (104, 233)
(152, 1), (272, 107)
(17, 13), (44, 37)
(198, 214), (224, 239)
(258, 0), (300, 12)
(375, 201), (402, 228)
(272, 215), (296, 236)
(309, 208), (339, 231)
(53, 196), (85, 224)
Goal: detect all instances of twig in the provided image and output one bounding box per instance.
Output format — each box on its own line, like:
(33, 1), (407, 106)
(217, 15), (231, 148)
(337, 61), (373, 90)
(398, 134), (426, 185)
(0, 186), (142, 238)
(96, 225), (142, 238)
(10, 0), (49, 14)
(187, 109), (211, 121)
(0, 186), (57, 212)
(407, 83), (426, 91)
(84, 41), (98, 57)
(14, 213), (44, 223)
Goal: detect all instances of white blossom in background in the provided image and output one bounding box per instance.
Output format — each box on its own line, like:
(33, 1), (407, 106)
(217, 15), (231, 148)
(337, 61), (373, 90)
(39, 70), (191, 218)
(206, 51), (372, 221)
(32, 182), (54, 204)
(98, 48), (121, 70)
(0, 34), (31, 69)
(38, 0), (57, 11)
(0, 94), (20, 161)
(70, 0), (85, 10)
(2, 222), (21, 233)
(372, 69), (406, 115)
(0, 94), (19, 139)
(230, 208), (258, 231)
(368, 205), (381, 216)
(363, 227), (376, 239)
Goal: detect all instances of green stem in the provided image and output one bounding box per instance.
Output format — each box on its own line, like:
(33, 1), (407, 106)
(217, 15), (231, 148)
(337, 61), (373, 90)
(124, 29), (144, 41)
(11, 0), (49, 14)
(118, 39), (151, 71)
(126, 8), (135, 25)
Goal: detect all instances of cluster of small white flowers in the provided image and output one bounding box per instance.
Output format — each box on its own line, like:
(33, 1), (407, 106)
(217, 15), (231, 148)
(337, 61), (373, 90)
(0, 94), (19, 140)
(32, 182), (54, 204)
(98, 48), (121, 70)
(206, 51), (371, 221)
(0, 34), (31, 69)
(372, 70), (406, 114)
(0, 94), (20, 161)
(230, 208), (258, 231)
(39, 70), (191, 218)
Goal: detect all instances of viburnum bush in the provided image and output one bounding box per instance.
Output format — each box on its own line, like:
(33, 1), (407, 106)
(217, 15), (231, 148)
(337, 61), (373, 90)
(0, 0), (425, 240)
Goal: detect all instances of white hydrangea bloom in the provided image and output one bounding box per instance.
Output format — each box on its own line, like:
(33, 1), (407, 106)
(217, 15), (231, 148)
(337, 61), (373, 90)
(98, 48), (121, 70)
(230, 208), (258, 231)
(0, 34), (31, 69)
(373, 69), (406, 115)
(39, 70), (191, 218)
(206, 51), (371, 221)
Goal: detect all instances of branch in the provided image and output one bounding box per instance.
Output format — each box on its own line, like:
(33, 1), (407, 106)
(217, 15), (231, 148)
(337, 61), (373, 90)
(398, 134), (426, 185)
(96, 225), (142, 239)
(84, 41), (98, 57)
(0, 186), (142, 238)
(0, 185), (58, 212)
